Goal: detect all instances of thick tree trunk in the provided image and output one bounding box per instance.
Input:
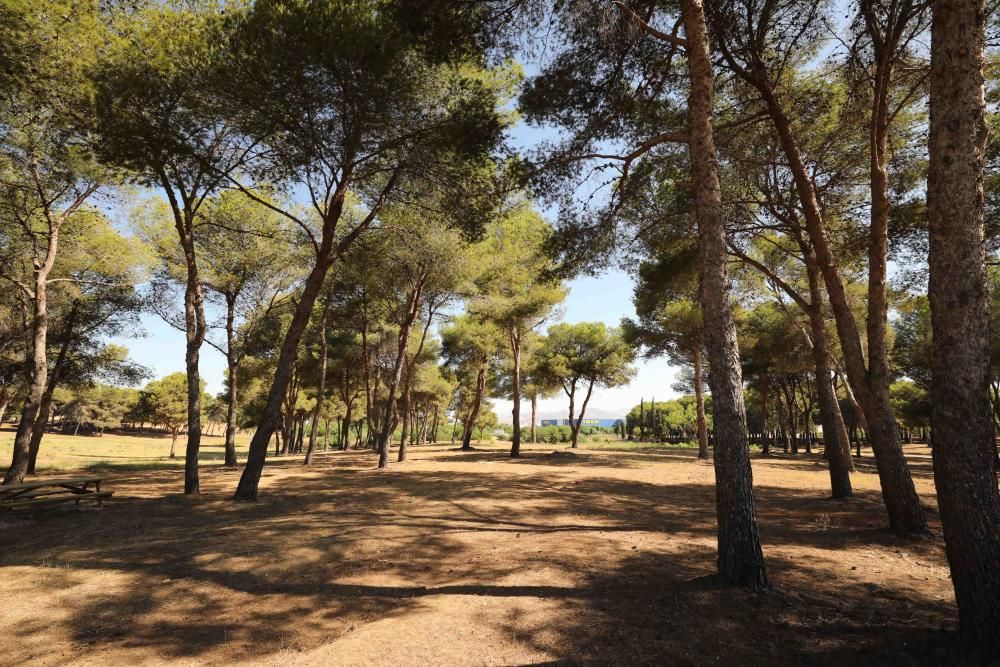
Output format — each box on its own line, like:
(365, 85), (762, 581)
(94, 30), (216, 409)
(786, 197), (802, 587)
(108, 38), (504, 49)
(684, 0), (767, 588)
(461, 364), (486, 450)
(764, 84), (925, 534)
(26, 304), (76, 476)
(4, 278), (50, 485)
(693, 346), (709, 460)
(714, 19), (927, 532)
(235, 256), (335, 498)
(927, 0), (1000, 650)
(179, 225), (206, 495)
(510, 328), (522, 457)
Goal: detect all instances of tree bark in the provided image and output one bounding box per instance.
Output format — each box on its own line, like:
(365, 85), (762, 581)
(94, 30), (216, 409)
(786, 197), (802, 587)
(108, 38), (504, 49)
(177, 213), (207, 495)
(378, 279), (424, 468)
(759, 376), (770, 457)
(739, 63), (926, 534)
(3, 219), (60, 485)
(218, 293), (238, 466)
(235, 257), (334, 498)
(509, 327), (523, 457)
(693, 346), (709, 460)
(399, 302), (434, 463)
(800, 243), (853, 498)
(461, 364), (486, 450)
(530, 394), (537, 444)
(927, 0), (1000, 649)
(570, 379), (595, 448)
(26, 301), (78, 475)
(684, 0), (767, 588)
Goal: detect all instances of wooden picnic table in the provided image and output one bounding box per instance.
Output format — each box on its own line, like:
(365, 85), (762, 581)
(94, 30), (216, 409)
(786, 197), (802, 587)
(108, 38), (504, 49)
(0, 476), (112, 511)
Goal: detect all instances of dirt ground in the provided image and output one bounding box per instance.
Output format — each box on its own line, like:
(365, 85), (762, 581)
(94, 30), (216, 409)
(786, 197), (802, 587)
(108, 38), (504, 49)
(0, 441), (981, 665)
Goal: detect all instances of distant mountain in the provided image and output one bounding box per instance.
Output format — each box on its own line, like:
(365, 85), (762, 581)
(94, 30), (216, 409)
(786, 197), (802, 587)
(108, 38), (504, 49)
(536, 407), (624, 421)
(497, 405), (626, 425)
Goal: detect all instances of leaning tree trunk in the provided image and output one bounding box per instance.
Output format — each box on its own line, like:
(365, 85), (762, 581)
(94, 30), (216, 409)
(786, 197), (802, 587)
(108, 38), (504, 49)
(26, 304), (76, 476)
(235, 257), (334, 499)
(927, 0), (1000, 650)
(5, 293), (49, 484)
(693, 346), (709, 460)
(684, 0), (767, 588)
(461, 364), (486, 450)
(801, 243), (853, 498)
(725, 31), (928, 534)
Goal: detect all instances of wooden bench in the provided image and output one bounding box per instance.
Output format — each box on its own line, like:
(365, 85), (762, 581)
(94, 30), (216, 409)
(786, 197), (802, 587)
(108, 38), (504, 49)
(0, 477), (111, 512)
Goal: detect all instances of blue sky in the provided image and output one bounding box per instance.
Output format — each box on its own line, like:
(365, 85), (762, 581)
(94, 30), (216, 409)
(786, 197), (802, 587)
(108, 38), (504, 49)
(123, 271), (679, 421)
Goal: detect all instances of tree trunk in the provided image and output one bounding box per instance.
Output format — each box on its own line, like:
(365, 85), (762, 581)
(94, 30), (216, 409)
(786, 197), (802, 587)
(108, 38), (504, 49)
(235, 255), (336, 499)
(461, 364), (487, 450)
(684, 0), (767, 588)
(693, 346), (709, 459)
(3, 257), (55, 485)
(180, 226), (206, 495)
(927, 0), (1000, 649)
(378, 279), (424, 468)
(570, 379), (595, 448)
(760, 71), (923, 533)
(399, 302), (434, 463)
(224, 294), (239, 467)
(26, 302), (77, 476)
(510, 328), (522, 457)
(170, 430), (178, 458)
(306, 300), (332, 466)
(760, 376), (770, 457)
(801, 250), (852, 498)
(295, 417), (305, 454)
(530, 394), (537, 444)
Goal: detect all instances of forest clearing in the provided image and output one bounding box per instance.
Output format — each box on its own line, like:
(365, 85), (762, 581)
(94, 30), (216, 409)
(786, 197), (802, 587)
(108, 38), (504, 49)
(1, 439), (959, 666)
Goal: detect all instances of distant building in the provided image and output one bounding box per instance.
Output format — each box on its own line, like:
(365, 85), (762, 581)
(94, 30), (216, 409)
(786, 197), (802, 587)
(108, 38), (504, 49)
(539, 418), (620, 429)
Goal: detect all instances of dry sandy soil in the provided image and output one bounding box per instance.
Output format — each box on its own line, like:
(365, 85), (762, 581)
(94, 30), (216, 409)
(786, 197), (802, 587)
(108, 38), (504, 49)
(0, 441), (983, 665)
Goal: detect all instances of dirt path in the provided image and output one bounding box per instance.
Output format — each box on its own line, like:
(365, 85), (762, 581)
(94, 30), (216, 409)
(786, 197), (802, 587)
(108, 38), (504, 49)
(0, 443), (965, 665)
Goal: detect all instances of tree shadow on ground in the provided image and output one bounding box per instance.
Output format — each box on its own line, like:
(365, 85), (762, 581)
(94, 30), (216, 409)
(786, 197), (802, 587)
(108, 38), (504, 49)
(0, 449), (963, 665)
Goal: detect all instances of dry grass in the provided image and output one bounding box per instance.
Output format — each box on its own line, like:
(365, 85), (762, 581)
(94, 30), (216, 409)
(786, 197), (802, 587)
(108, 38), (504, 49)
(0, 438), (978, 665)
(0, 427), (250, 472)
